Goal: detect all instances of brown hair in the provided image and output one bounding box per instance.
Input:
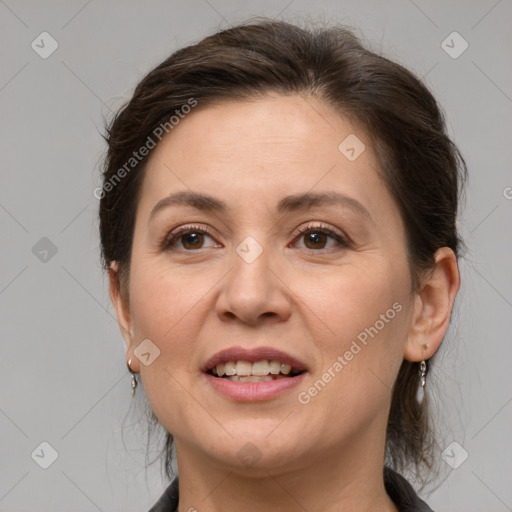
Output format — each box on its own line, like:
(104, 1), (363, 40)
(99, 19), (467, 485)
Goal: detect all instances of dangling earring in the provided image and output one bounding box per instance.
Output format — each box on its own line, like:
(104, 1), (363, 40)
(419, 360), (427, 389)
(127, 358), (138, 397)
(416, 360), (427, 404)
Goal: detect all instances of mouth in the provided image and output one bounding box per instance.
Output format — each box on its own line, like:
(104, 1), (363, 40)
(207, 360), (305, 382)
(202, 347), (308, 384)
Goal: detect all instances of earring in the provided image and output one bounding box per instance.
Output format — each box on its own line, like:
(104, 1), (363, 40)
(419, 360), (427, 390)
(416, 360), (427, 404)
(127, 358), (138, 397)
(420, 343), (429, 390)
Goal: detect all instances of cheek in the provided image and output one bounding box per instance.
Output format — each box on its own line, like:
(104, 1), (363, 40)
(127, 260), (211, 381)
(308, 256), (409, 346)
(301, 259), (410, 405)
(127, 261), (211, 430)
(128, 256), (210, 338)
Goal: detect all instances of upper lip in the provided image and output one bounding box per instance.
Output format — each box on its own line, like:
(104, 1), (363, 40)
(202, 346), (308, 373)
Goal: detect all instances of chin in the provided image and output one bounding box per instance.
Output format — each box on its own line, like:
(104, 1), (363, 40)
(197, 422), (310, 471)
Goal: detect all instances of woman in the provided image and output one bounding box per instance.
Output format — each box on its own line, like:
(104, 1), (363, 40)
(99, 19), (466, 512)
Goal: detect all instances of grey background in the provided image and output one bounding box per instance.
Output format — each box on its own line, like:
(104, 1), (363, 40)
(1, 0), (511, 511)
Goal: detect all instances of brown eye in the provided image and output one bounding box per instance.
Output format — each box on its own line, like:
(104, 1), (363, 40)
(162, 226), (220, 251)
(303, 231), (328, 249)
(181, 232), (204, 249)
(292, 224), (349, 251)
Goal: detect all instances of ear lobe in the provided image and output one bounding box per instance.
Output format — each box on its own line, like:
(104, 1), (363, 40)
(108, 261), (134, 351)
(404, 247), (460, 362)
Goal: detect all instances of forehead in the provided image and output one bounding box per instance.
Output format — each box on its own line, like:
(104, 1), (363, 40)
(138, 94), (391, 218)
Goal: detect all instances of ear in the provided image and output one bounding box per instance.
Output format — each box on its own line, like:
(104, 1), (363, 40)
(108, 261), (139, 371)
(404, 247), (461, 362)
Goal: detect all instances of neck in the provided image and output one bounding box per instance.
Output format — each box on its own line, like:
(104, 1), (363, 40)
(174, 428), (398, 512)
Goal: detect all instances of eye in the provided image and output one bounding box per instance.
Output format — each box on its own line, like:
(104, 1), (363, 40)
(291, 223), (348, 251)
(161, 225), (221, 251)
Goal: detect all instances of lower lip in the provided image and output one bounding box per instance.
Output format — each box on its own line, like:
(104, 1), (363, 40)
(204, 372), (307, 401)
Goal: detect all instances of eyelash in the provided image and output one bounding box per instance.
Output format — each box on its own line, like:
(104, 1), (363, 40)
(160, 224), (217, 251)
(292, 222), (349, 250)
(160, 223), (350, 252)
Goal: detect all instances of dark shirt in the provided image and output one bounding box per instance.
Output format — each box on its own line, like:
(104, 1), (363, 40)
(147, 467), (434, 511)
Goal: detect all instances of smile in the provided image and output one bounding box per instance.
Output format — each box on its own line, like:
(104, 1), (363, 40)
(208, 359), (304, 382)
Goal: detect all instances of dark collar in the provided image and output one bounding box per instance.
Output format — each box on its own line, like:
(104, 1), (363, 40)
(148, 467), (434, 512)
(383, 467), (434, 512)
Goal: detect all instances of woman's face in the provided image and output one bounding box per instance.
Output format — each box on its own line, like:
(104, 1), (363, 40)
(116, 95), (418, 472)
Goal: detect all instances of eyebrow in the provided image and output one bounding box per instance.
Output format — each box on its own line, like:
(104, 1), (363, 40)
(149, 191), (227, 220)
(149, 191), (371, 221)
(277, 191), (371, 219)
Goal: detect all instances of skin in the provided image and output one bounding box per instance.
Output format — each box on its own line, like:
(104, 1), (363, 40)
(109, 94), (460, 512)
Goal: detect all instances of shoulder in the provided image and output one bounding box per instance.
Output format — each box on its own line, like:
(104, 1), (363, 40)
(384, 467), (435, 512)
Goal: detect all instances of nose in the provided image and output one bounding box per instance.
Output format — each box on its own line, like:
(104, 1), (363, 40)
(215, 246), (292, 326)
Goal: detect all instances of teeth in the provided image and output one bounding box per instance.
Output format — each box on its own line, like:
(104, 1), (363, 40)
(224, 361), (236, 376)
(251, 360), (270, 376)
(269, 360), (281, 375)
(225, 375), (274, 382)
(239, 376), (273, 382)
(212, 359), (300, 378)
(235, 361), (252, 376)
(280, 364), (291, 375)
